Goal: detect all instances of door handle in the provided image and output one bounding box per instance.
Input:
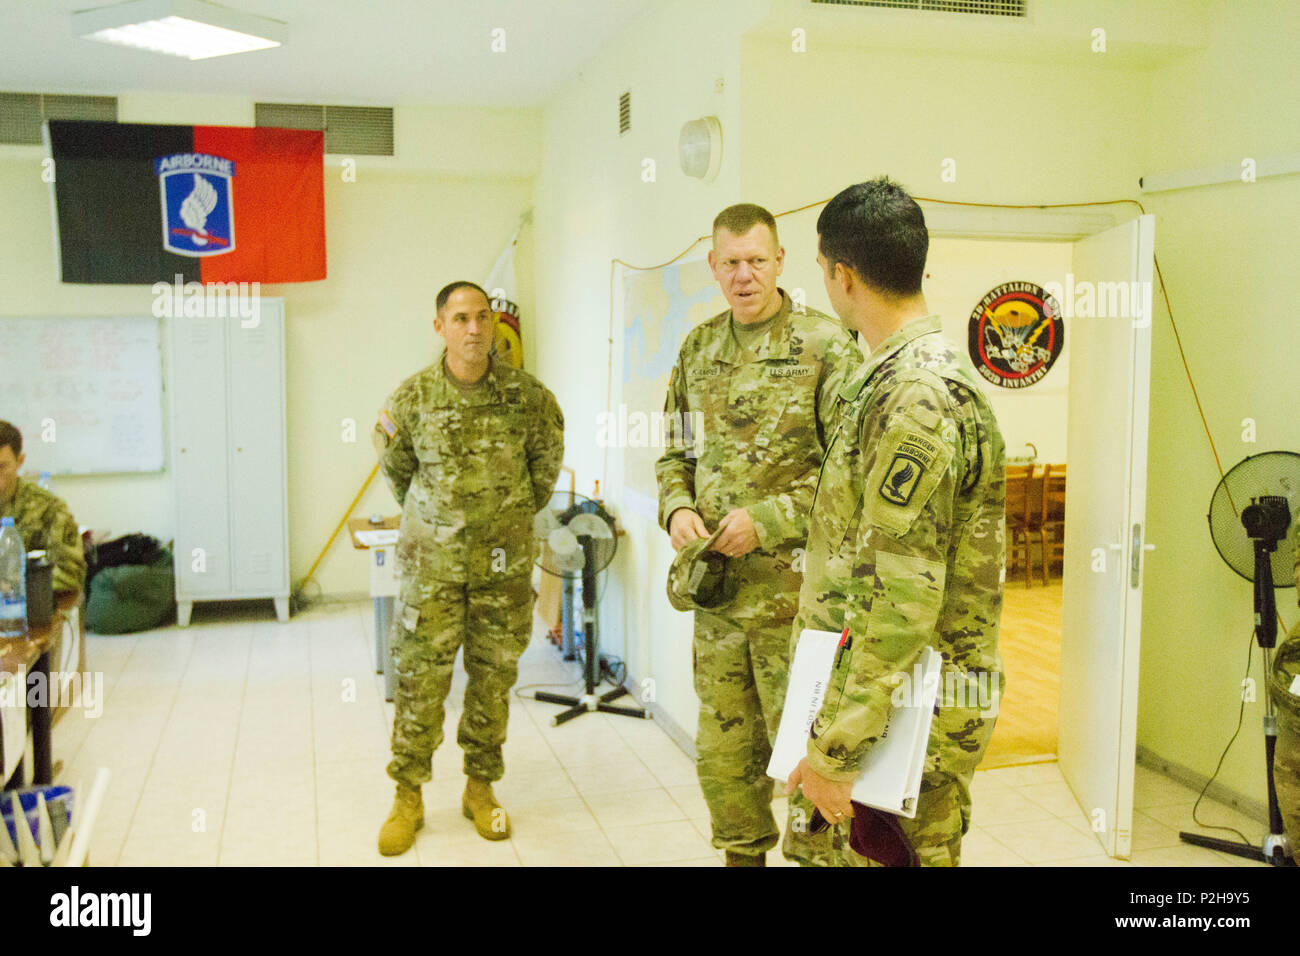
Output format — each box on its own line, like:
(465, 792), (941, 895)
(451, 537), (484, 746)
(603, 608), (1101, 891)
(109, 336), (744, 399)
(1131, 523), (1147, 588)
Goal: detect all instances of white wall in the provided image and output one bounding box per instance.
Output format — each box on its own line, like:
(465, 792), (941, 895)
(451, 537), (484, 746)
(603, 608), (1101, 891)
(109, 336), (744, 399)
(532, 0), (1215, 746)
(927, 238), (1073, 464)
(532, 0), (766, 741)
(1135, 0), (1300, 806)
(0, 93), (540, 599)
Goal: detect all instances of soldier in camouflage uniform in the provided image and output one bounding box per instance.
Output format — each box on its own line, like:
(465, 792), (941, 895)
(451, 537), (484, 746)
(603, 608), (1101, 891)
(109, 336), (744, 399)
(1271, 519), (1300, 859)
(656, 204), (862, 866)
(373, 282), (564, 856)
(0, 421), (85, 593)
(783, 179), (1005, 867)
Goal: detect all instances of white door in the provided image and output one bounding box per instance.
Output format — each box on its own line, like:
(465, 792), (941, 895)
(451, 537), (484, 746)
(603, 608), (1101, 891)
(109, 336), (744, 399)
(1058, 215), (1156, 858)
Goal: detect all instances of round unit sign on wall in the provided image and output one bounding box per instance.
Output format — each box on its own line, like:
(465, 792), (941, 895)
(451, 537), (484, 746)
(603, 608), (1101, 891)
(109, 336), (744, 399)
(968, 282), (1065, 389)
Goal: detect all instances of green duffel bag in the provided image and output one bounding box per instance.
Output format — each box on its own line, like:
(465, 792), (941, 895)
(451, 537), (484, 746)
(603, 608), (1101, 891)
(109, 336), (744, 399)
(1270, 628), (1300, 857)
(85, 549), (175, 634)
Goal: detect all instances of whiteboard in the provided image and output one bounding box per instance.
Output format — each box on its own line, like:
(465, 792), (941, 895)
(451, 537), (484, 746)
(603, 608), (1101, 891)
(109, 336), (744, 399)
(0, 316), (165, 474)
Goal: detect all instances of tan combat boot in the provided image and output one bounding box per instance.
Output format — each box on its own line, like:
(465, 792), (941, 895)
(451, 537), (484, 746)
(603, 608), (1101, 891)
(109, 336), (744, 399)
(462, 777), (510, 840)
(377, 784), (424, 856)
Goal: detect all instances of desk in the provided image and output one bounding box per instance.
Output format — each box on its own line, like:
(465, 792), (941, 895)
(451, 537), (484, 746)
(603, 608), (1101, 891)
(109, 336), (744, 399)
(347, 516), (400, 702)
(0, 591), (81, 788)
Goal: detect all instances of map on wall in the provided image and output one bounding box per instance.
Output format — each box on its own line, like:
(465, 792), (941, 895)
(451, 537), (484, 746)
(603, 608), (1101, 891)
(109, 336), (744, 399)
(620, 257), (727, 503)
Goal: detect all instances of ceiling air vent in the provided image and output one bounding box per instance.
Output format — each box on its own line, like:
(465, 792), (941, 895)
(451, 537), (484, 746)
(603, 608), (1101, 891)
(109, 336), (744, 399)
(811, 0), (1026, 16)
(255, 102), (395, 156)
(0, 92), (117, 145)
(619, 90), (631, 136)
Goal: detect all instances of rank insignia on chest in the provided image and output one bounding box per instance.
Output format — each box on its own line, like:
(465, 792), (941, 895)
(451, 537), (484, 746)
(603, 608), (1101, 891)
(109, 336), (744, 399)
(879, 453), (925, 506)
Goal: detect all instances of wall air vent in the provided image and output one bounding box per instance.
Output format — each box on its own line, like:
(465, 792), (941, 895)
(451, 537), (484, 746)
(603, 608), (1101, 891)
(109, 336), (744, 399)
(255, 102), (395, 156)
(619, 90), (631, 136)
(811, 0), (1026, 16)
(0, 93), (117, 145)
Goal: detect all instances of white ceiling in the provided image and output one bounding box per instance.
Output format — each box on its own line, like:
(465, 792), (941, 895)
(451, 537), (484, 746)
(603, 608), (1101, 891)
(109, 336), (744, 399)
(0, 0), (656, 107)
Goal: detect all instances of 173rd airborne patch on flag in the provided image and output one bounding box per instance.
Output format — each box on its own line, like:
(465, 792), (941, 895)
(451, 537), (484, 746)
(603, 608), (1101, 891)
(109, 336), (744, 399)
(156, 153), (235, 257)
(47, 120), (325, 285)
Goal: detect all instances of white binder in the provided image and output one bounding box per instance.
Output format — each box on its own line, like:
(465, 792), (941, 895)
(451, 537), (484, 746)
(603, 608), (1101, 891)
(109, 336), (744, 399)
(768, 629), (941, 818)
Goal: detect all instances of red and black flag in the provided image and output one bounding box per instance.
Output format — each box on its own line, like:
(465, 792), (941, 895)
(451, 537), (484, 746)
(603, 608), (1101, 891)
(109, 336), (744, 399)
(47, 120), (325, 285)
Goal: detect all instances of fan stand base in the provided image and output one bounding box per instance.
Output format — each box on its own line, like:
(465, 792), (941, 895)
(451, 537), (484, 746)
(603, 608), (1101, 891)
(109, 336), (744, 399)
(533, 685), (650, 726)
(1178, 831), (1295, 867)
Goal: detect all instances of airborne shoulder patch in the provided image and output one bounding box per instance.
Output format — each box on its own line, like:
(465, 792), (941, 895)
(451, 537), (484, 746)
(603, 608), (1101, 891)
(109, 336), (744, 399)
(879, 452), (925, 505)
(378, 408), (398, 438)
(878, 428), (942, 505)
(866, 419), (957, 539)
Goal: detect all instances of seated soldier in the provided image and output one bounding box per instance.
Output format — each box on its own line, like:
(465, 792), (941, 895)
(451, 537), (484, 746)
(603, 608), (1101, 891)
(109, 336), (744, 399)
(0, 420), (86, 594)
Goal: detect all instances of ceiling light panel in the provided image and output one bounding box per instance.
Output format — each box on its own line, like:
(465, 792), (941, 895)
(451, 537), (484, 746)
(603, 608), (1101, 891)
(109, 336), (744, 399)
(73, 0), (286, 60)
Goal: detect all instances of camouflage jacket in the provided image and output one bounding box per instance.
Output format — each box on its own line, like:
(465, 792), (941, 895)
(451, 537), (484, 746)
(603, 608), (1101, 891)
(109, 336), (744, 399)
(0, 477), (86, 593)
(655, 290), (862, 619)
(374, 355), (564, 588)
(797, 315), (1006, 782)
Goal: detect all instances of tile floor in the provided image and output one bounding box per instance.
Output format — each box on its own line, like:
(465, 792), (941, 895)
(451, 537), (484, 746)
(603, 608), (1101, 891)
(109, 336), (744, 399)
(46, 599), (1268, 866)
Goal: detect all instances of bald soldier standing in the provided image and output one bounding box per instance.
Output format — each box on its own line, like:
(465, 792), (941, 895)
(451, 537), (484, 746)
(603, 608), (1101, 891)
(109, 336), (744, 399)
(373, 281), (564, 856)
(783, 178), (1006, 867)
(656, 204), (862, 866)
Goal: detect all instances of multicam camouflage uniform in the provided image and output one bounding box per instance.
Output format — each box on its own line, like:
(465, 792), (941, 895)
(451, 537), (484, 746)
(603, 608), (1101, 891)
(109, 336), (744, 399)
(656, 290), (862, 858)
(374, 354), (564, 787)
(1271, 522), (1300, 856)
(783, 314), (1005, 868)
(0, 477), (85, 593)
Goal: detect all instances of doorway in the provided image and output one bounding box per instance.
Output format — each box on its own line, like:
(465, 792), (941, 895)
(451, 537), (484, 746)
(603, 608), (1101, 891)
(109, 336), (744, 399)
(925, 236), (1071, 768)
(922, 212), (1156, 858)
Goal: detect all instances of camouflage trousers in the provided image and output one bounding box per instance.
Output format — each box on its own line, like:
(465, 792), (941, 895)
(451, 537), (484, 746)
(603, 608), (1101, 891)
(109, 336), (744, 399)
(693, 607), (830, 860)
(1270, 630), (1300, 855)
(386, 573), (533, 788)
(783, 771), (972, 867)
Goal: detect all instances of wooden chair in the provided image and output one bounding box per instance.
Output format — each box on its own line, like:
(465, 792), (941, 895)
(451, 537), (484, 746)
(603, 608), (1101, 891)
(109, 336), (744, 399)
(1039, 463), (1066, 584)
(1025, 464), (1046, 581)
(1005, 465), (1034, 587)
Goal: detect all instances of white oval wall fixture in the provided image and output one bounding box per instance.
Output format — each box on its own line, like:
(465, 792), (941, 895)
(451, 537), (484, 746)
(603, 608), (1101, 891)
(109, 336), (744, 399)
(679, 116), (722, 183)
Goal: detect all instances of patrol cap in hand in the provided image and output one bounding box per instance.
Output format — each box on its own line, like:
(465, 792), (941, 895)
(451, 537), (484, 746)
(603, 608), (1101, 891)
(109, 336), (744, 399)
(666, 527), (738, 612)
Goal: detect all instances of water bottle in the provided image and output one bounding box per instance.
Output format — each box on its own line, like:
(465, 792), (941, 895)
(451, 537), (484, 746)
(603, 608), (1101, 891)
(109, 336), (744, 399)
(0, 517), (26, 637)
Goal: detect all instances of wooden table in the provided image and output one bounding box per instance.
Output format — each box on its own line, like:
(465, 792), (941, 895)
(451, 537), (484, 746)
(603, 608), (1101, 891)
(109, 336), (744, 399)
(0, 591), (81, 788)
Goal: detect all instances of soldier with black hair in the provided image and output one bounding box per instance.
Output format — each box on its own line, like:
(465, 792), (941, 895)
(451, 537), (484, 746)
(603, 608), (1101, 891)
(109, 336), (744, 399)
(782, 178), (1006, 867)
